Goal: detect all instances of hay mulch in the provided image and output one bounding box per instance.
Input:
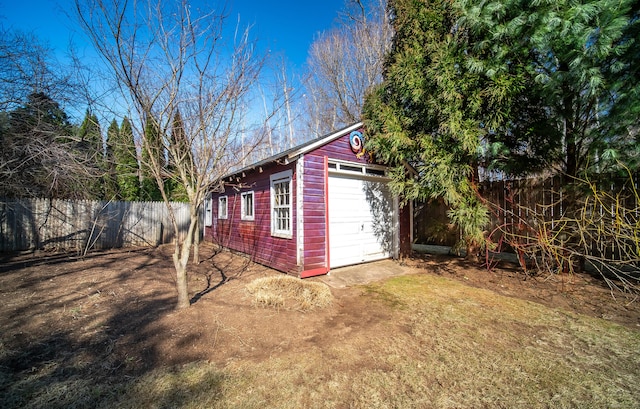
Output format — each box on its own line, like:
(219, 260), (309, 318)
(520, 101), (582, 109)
(246, 275), (333, 311)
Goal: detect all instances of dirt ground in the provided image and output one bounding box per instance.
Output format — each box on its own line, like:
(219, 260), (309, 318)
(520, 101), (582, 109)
(0, 243), (638, 379)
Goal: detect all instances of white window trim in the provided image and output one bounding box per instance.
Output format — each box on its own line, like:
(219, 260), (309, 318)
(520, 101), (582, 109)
(204, 195), (213, 227)
(270, 169), (293, 239)
(218, 195), (228, 220)
(327, 159), (388, 178)
(240, 191), (255, 221)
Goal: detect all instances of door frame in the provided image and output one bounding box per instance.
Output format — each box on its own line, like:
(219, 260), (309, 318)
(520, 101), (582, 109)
(326, 159), (398, 269)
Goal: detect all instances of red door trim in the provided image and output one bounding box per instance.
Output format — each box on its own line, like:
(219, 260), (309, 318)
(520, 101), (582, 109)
(324, 155), (331, 272)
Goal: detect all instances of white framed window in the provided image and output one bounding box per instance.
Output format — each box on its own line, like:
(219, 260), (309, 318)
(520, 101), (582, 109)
(204, 195), (213, 226)
(328, 159), (387, 177)
(241, 191), (254, 221)
(218, 196), (228, 219)
(270, 170), (292, 238)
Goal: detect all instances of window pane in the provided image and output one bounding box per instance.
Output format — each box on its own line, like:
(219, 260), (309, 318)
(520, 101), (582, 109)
(275, 208), (290, 230)
(241, 192), (254, 219)
(271, 176), (291, 236)
(246, 194), (253, 217)
(219, 197), (227, 218)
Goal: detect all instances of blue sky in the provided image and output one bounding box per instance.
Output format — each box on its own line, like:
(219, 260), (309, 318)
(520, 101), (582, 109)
(0, 0), (346, 68)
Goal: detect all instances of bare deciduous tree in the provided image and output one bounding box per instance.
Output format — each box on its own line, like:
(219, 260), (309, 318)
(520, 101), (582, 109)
(255, 56), (304, 158)
(75, 0), (267, 309)
(0, 27), (101, 199)
(0, 28), (69, 111)
(303, 0), (391, 135)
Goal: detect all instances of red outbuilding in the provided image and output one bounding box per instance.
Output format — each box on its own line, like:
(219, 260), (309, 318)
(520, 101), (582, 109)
(203, 122), (412, 278)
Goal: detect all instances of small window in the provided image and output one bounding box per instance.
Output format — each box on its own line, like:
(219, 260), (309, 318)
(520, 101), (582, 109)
(366, 168), (386, 176)
(241, 191), (254, 221)
(270, 170), (292, 238)
(204, 196), (213, 226)
(340, 164), (363, 173)
(218, 196), (228, 219)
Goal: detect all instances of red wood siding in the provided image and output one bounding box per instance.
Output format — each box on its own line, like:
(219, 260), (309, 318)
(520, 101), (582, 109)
(204, 126), (411, 277)
(204, 162), (298, 275)
(308, 129), (372, 165)
(301, 128), (372, 273)
(300, 154), (327, 273)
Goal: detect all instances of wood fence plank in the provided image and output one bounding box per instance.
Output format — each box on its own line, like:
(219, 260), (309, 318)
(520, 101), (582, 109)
(0, 199), (193, 252)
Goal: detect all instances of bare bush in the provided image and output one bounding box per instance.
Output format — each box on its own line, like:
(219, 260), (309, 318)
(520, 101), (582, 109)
(485, 170), (640, 296)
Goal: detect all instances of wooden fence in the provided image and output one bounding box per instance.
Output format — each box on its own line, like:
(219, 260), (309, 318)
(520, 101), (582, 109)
(480, 175), (640, 263)
(415, 174), (640, 250)
(0, 199), (194, 252)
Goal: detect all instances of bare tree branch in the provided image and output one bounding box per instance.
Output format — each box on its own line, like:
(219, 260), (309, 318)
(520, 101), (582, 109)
(75, 0), (269, 309)
(303, 0), (391, 135)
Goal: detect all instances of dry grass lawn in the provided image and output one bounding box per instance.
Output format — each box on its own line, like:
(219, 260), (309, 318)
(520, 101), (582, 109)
(0, 244), (638, 408)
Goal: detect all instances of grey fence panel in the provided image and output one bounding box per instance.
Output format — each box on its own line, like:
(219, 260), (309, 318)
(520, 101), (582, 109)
(0, 199), (193, 252)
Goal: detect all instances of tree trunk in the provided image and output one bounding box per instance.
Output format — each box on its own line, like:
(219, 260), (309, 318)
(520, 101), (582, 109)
(192, 214), (200, 264)
(465, 242), (479, 263)
(561, 73), (578, 178)
(565, 130), (578, 178)
(174, 249), (191, 309)
(173, 205), (198, 310)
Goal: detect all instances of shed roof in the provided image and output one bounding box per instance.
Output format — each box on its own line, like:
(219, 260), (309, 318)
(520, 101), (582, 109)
(225, 122), (363, 179)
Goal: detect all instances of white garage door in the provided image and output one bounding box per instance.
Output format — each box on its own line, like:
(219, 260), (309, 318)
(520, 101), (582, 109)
(328, 173), (395, 268)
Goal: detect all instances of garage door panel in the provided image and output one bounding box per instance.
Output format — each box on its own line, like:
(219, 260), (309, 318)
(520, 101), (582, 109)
(329, 174), (394, 268)
(331, 221), (361, 235)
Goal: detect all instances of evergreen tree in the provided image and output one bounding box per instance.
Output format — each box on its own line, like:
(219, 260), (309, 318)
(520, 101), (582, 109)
(103, 118), (120, 200)
(115, 117), (141, 201)
(363, 0), (489, 259)
(166, 110), (190, 202)
(10, 92), (73, 135)
(77, 109), (104, 198)
(364, 0), (639, 259)
(140, 113), (164, 201)
(78, 109), (103, 158)
(1, 92), (93, 198)
(460, 0), (640, 177)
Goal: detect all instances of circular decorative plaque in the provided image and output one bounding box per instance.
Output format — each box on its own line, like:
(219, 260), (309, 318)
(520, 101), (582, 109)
(349, 131), (364, 154)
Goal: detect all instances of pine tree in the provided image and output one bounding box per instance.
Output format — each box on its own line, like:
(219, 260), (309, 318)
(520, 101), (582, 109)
(460, 0), (640, 177)
(78, 109), (104, 198)
(166, 110), (190, 202)
(103, 118), (120, 200)
(115, 117), (141, 201)
(78, 110), (102, 158)
(2, 92), (84, 198)
(604, 4), (640, 170)
(364, 0), (640, 259)
(363, 0), (489, 259)
(140, 114), (164, 201)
